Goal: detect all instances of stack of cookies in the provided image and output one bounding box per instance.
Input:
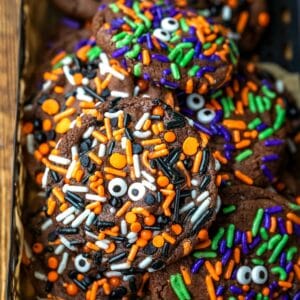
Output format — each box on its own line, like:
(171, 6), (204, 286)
(21, 0), (300, 299)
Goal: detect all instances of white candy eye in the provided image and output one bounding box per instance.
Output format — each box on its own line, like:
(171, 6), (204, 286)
(236, 266), (252, 285)
(108, 178), (127, 197)
(161, 17), (179, 32)
(153, 28), (171, 42)
(197, 108), (216, 124)
(251, 266), (268, 284)
(186, 93), (205, 111)
(128, 182), (146, 201)
(74, 254), (91, 273)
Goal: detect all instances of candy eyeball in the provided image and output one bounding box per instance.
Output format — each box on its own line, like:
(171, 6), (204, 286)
(236, 266), (252, 285)
(153, 28), (171, 42)
(197, 108), (216, 124)
(251, 266), (268, 284)
(186, 93), (205, 111)
(161, 17), (179, 32)
(128, 182), (146, 201)
(74, 254), (91, 273)
(108, 178), (128, 197)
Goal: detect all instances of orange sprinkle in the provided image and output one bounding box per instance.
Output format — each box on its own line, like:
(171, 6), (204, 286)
(152, 235), (165, 248)
(205, 275), (217, 300)
(237, 11), (249, 33)
(140, 230), (152, 241)
(246, 231), (253, 244)
(92, 130), (108, 144)
(88, 152), (103, 166)
(183, 240), (192, 256)
(22, 122), (34, 134)
(127, 245), (139, 262)
(197, 229), (209, 241)
(192, 150), (203, 173)
(152, 106), (164, 116)
(90, 282), (98, 300)
(142, 49), (151, 65)
(86, 242), (100, 252)
(185, 78), (194, 94)
(234, 247), (241, 264)
(52, 187), (65, 203)
(65, 283), (79, 296)
(215, 261), (222, 276)
(278, 281), (292, 288)
(235, 139), (251, 149)
(233, 130), (241, 143)
(234, 170), (254, 185)
(171, 224), (183, 235)
(32, 243), (44, 254)
(180, 265), (192, 285)
(51, 51), (66, 65)
(136, 238), (148, 248)
(213, 150), (228, 165)
(48, 271), (59, 282)
(116, 201), (132, 217)
(286, 212), (300, 224)
(157, 175), (170, 188)
(182, 137), (199, 156)
(162, 232), (176, 244)
(258, 12), (270, 27)
(141, 138), (162, 146)
(203, 44), (217, 56)
(47, 199), (56, 216)
(286, 220), (293, 234)
(224, 259), (235, 280)
(105, 242), (116, 254)
(109, 277), (121, 287)
(104, 167), (126, 177)
(205, 261), (220, 281)
(293, 264), (300, 280)
(270, 216), (277, 233)
(109, 153), (127, 169)
(223, 120), (246, 130)
(41, 99), (60, 115)
(164, 131), (176, 143)
(144, 214), (156, 226)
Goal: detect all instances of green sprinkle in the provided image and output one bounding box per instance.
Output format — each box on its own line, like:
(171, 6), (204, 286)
(116, 34), (134, 48)
(171, 63), (181, 80)
(262, 96), (272, 110)
(268, 234), (289, 263)
(203, 42), (212, 50)
(263, 297), (269, 300)
(271, 266), (287, 280)
(256, 293), (263, 300)
(188, 65), (200, 77)
(230, 39), (239, 56)
(87, 46), (102, 61)
(248, 92), (257, 113)
(179, 18), (189, 32)
(175, 42), (194, 50)
(286, 246), (298, 261)
(125, 44), (141, 59)
(258, 128), (274, 140)
(273, 104), (286, 131)
(252, 208), (264, 237)
(268, 234), (281, 250)
(134, 24), (145, 37)
(193, 251), (217, 259)
(211, 227), (225, 250)
(256, 96), (265, 113)
(251, 258), (265, 265)
(179, 49), (195, 68)
(137, 13), (152, 29)
(175, 50), (184, 65)
(235, 149), (253, 162)
(170, 34), (181, 43)
(53, 55), (73, 70)
(248, 117), (261, 130)
(226, 224), (235, 248)
(221, 98), (231, 118)
(215, 36), (225, 45)
(261, 85), (276, 99)
(256, 242), (268, 256)
(170, 274), (191, 300)
(288, 203), (300, 211)
(211, 90), (223, 99)
(227, 97), (235, 112)
(133, 63), (142, 77)
(229, 297), (237, 300)
(109, 3), (120, 13)
(168, 48), (181, 61)
(222, 205), (236, 215)
(229, 51), (238, 65)
(112, 32), (127, 42)
(123, 16), (137, 29)
(259, 227), (269, 241)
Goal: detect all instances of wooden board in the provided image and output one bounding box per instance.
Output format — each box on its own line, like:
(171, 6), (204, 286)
(0, 0), (21, 298)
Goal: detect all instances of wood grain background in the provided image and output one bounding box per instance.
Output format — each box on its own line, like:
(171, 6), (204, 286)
(0, 0), (20, 298)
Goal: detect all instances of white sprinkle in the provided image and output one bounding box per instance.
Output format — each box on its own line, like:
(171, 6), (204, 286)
(24, 104), (33, 112)
(69, 119), (77, 129)
(120, 220), (127, 235)
(133, 130), (152, 139)
(275, 80), (285, 93)
(83, 126), (95, 139)
(85, 193), (107, 202)
(105, 271), (122, 278)
(63, 65), (76, 85)
(62, 56), (73, 65)
(216, 195), (222, 213)
(55, 244), (65, 255)
(98, 144), (106, 157)
(62, 184), (89, 193)
(191, 190), (197, 199)
(48, 155), (71, 165)
(141, 170), (155, 183)
(57, 252), (69, 274)
(121, 137), (127, 149)
(26, 134), (35, 154)
(71, 146), (78, 160)
(42, 167), (49, 188)
(196, 191), (209, 203)
(99, 62), (125, 80)
(76, 93), (93, 102)
(82, 77), (89, 85)
(66, 160), (77, 179)
(41, 219), (53, 231)
(111, 91), (129, 98)
(92, 138), (98, 148)
(24, 241), (33, 260)
(142, 179), (157, 192)
(142, 94), (151, 98)
(111, 262), (131, 271)
(227, 31), (240, 40)
(100, 52), (109, 65)
(123, 275), (135, 281)
(56, 206), (76, 222)
(71, 209), (91, 228)
(287, 138), (297, 154)
(104, 110), (123, 118)
(222, 5), (232, 21)
(179, 202), (195, 214)
(95, 240), (109, 250)
(126, 232), (137, 240)
(110, 207), (116, 214)
(85, 231), (98, 240)
(135, 113), (150, 130)
(138, 256), (153, 269)
(34, 271), (47, 281)
(60, 235), (77, 251)
(63, 214), (76, 225)
(128, 237), (138, 244)
(133, 154), (141, 178)
(42, 80), (52, 91)
(190, 198), (211, 224)
(86, 212), (96, 226)
(133, 86), (140, 96)
(191, 179), (200, 186)
(215, 159), (221, 171)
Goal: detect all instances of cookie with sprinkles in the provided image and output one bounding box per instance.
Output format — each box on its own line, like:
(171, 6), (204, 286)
(92, 0), (239, 94)
(188, 0), (269, 52)
(177, 63), (288, 187)
(149, 185), (300, 299)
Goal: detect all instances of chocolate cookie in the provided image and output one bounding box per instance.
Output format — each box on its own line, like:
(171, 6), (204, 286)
(92, 0), (239, 94)
(176, 63), (288, 187)
(27, 96), (219, 299)
(188, 0), (270, 52)
(149, 185), (300, 299)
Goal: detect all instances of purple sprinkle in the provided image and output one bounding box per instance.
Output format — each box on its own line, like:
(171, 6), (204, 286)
(281, 295), (289, 300)
(280, 252), (287, 268)
(261, 164), (274, 182)
(158, 40), (168, 50)
(294, 291), (300, 300)
(189, 26), (196, 36)
(163, 69), (171, 76)
(245, 290), (256, 300)
(225, 150), (232, 161)
(112, 46), (130, 58)
(137, 53), (142, 61)
(219, 239), (227, 255)
(121, 58), (128, 70)
(256, 123), (268, 132)
(146, 33), (154, 50)
(224, 144), (235, 151)
(160, 78), (179, 89)
(278, 217), (287, 234)
(74, 39), (89, 51)
(264, 138), (284, 147)
(98, 4), (106, 11)
(137, 35), (146, 44)
(216, 285), (225, 296)
(294, 224), (300, 236)
(261, 154), (279, 163)
(269, 281), (279, 291)
(151, 54), (169, 63)
(285, 261), (293, 273)
(221, 249), (232, 266)
(249, 236), (261, 250)
(87, 39), (96, 47)
(212, 110), (223, 123)
(234, 230), (242, 245)
(182, 37), (198, 43)
(191, 258), (204, 274)
(265, 206), (283, 214)
(263, 213), (271, 229)
(111, 18), (125, 30)
(217, 125), (231, 142)
(229, 285), (243, 295)
(231, 266), (238, 280)
(193, 121), (213, 136)
(143, 73), (151, 81)
(61, 17), (81, 29)
(242, 232), (249, 254)
(210, 54), (221, 62)
(210, 123), (220, 135)
(194, 42), (202, 57)
(180, 107), (194, 118)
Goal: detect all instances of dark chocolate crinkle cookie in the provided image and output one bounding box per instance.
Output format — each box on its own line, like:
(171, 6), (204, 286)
(92, 0), (239, 94)
(176, 63), (289, 187)
(27, 96), (220, 299)
(188, 0), (270, 52)
(149, 185), (300, 300)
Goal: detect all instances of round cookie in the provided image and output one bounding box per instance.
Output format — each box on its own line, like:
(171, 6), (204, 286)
(176, 63), (288, 187)
(92, 0), (239, 94)
(188, 0), (270, 52)
(27, 96), (220, 299)
(149, 185), (300, 299)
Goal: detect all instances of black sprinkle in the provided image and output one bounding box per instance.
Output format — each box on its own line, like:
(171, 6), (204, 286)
(48, 231), (58, 242)
(57, 227), (79, 234)
(157, 191), (163, 204)
(183, 158), (193, 170)
(86, 70), (97, 79)
(166, 120), (186, 130)
(180, 189), (191, 199)
(108, 252), (127, 263)
(110, 117), (118, 128)
(33, 119), (42, 130)
(143, 243), (157, 255)
(199, 148), (210, 175)
(110, 287), (127, 299)
(167, 148), (181, 165)
(45, 281), (53, 293)
(156, 215), (170, 225)
(124, 113), (131, 127)
(83, 86), (106, 102)
(109, 236), (127, 242)
(109, 197), (123, 208)
(151, 260), (165, 270)
(145, 193), (156, 205)
(96, 221), (115, 229)
(107, 141), (115, 156)
(199, 175), (211, 191)
(46, 130), (56, 141)
(132, 143), (143, 154)
(173, 187), (181, 222)
(162, 242), (170, 257)
(93, 252), (103, 265)
(70, 240), (85, 246)
(110, 97), (122, 108)
(144, 225), (162, 231)
(81, 175), (90, 184)
(150, 114), (162, 120)
(50, 170), (60, 183)
(34, 131), (47, 144)
(101, 88), (111, 99)
(80, 155), (90, 167)
(129, 277), (137, 293)
(37, 94), (47, 105)
(73, 278), (87, 291)
(191, 207), (214, 234)
(87, 163), (96, 173)
(125, 128), (134, 141)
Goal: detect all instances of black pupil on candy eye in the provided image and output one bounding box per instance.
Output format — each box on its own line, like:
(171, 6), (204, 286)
(245, 272), (250, 279)
(79, 259), (86, 267)
(259, 271), (265, 279)
(193, 97), (200, 103)
(204, 110), (212, 116)
(113, 186), (121, 193)
(132, 189), (139, 196)
(161, 31), (167, 36)
(169, 20), (175, 25)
